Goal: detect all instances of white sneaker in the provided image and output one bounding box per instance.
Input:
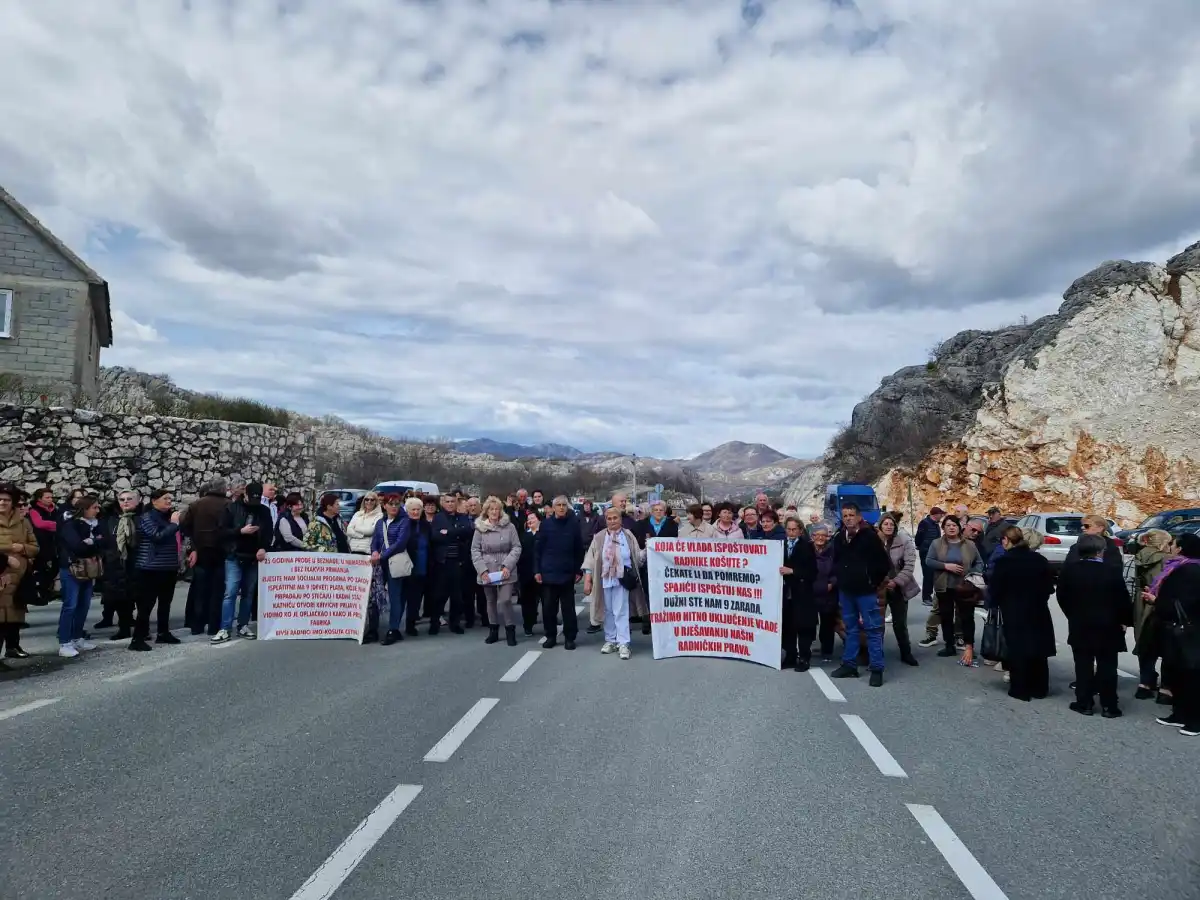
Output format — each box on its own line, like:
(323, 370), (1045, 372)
(73, 638), (96, 651)
(210, 629), (231, 644)
(618, 644), (631, 660)
(58, 643), (79, 658)
(237, 625), (256, 640)
(884, 612), (893, 624)
(600, 642), (616, 654)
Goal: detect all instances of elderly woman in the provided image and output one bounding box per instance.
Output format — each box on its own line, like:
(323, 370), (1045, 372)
(583, 506), (642, 659)
(680, 504), (713, 538)
(471, 496), (522, 646)
(0, 484), (38, 662)
(926, 515), (984, 667)
(712, 503), (744, 540)
(988, 526), (1056, 700)
(810, 523), (839, 662)
(370, 494), (412, 645)
(1132, 529), (1173, 701)
(878, 513), (919, 666)
(399, 496), (432, 637)
(304, 493), (351, 553)
(97, 490), (142, 641)
(1149, 533), (1200, 735)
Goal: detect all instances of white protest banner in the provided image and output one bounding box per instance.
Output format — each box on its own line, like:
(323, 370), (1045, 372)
(646, 537), (782, 669)
(258, 552), (372, 643)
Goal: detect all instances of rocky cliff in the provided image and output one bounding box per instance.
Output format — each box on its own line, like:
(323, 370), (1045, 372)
(859, 242), (1200, 526)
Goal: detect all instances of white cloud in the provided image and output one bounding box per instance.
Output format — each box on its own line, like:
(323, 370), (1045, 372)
(3, 0), (1199, 459)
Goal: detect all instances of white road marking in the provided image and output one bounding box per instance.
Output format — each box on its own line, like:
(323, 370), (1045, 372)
(499, 651), (542, 683)
(1117, 669), (1137, 680)
(423, 698), (499, 762)
(808, 668), (847, 702)
(839, 714), (907, 778)
(907, 803), (1009, 899)
(0, 698), (62, 721)
(288, 783), (423, 900)
(103, 658), (183, 683)
(211, 638), (248, 649)
(574, 604), (585, 616)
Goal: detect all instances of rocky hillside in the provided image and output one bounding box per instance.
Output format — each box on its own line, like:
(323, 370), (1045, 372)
(848, 242), (1200, 526)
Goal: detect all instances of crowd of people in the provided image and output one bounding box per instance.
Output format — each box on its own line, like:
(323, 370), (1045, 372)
(1, 480), (1196, 737)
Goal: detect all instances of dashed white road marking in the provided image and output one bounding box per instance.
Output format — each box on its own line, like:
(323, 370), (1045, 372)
(103, 658), (183, 683)
(840, 714), (907, 778)
(288, 783), (423, 900)
(907, 803), (1009, 899)
(808, 668), (847, 702)
(499, 651), (542, 683)
(1117, 669), (1137, 680)
(0, 698), (62, 721)
(423, 698), (499, 762)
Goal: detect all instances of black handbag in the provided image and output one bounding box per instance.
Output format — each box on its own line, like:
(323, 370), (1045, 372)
(1169, 600), (1200, 670)
(619, 566), (639, 590)
(979, 607), (1007, 663)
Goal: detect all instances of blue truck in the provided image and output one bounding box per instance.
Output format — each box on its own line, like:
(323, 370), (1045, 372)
(823, 482), (881, 527)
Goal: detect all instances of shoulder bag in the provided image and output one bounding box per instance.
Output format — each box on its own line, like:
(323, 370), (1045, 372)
(1170, 600), (1200, 670)
(382, 519), (413, 579)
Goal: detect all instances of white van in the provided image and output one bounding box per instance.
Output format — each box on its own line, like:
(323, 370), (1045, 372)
(372, 480), (441, 496)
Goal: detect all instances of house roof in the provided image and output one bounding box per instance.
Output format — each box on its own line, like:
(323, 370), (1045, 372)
(0, 185), (113, 347)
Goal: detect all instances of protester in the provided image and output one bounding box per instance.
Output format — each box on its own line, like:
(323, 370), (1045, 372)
(1057, 533), (1134, 717)
(303, 492), (351, 554)
(712, 503), (743, 539)
(1063, 514), (1123, 569)
(213, 482), (273, 644)
(926, 515), (984, 667)
(1147, 533), (1200, 735)
(180, 478), (230, 636)
(471, 496), (522, 647)
(1131, 529), (1173, 702)
(701, 503), (714, 525)
(27, 487), (58, 605)
(583, 506), (641, 659)
(830, 503), (891, 685)
(370, 494), (411, 645)
(981, 507), (1007, 560)
(680, 504), (713, 538)
(96, 490), (141, 640)
(988, 527), (1056, 701)
(758, 509), (785, 541)
(57, 494), (105, 658)
(518, 512), (541, 637)
(878, 513), (919, 667)
(915, 506), (945, 608)
(534, 496), (584, 650)
(578, 499), (603, 542)
(346, 492), (382, 554)
(274, 493), (308, 550)
(430, 493), (473, 635)
(0, 484), (37, 662)
(740, 507), (760, 538)
(131, 489), (183, 651)
(780, 517), (818, 671)
(399, 496), (432, 637)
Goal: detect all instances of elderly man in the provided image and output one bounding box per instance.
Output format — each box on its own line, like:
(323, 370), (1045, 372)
(806, 513), (822, 537)
(535, 496), (585, 649)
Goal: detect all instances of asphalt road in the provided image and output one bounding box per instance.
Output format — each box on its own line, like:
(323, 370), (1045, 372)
(1, 584), (1197, 900)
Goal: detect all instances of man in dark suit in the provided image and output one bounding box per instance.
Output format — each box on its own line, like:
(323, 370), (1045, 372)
(780, 518), (819, 671)
(534, 496), (584, 649)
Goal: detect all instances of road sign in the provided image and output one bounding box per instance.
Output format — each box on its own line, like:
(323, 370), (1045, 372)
(654, 483), (664, 494)
(648, 491), (661, 503)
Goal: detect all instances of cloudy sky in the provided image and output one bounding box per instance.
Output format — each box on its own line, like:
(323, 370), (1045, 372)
(4, 0), (1199, 459)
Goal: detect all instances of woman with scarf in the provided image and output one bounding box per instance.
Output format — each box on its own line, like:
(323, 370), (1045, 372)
(1132, 529), (1173, 702)
(810, 523), (839, 662)
(96, 491), (141, 640)
(304, 493), (351, 554)
(1146, 533), (1200, 735)
(400, 496), (432, 637)
(583, 506), (642, 659)
(27, 487), (59, 605)
(877, 513), (919, 667)
(712, 503), (744, 540)
(471, 496), (522, 647)
(57, 494), (106, 658)
(370, 494), (411, 644)
(0, 484), (38, 661)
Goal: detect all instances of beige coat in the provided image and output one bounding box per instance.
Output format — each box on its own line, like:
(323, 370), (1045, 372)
(471, 515), (521, 586)
(679, 520), (714, 538)
(582, 527), (646, 622)
(0, 511), (38, 625)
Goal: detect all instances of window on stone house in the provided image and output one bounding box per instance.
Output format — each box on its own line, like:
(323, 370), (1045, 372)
(0, 289), (12, 339)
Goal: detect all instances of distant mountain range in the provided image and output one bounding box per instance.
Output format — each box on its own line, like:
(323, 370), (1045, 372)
(453, 438), (585, 460)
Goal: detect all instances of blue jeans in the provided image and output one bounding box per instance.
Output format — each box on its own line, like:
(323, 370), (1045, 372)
(221, 558), (258, 631)
(840, 590), (885, 672)
(387, 576), (405, 632)
(58, 569), (95, 645)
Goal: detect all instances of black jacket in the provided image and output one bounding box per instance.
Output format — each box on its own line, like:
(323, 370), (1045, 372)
(219, 499), (273, 560)
(981, 519), (1007, 561)
(989, 545), (1056, 659)
(1154, 561), (1200, 629)
(58, 517), (106, 569)
(518, 528), (539, 583)
(1063, 535), (1123, 571)
(915, 516), (941, 558)
(833, 525), (891, 596)
(1057, 558), (1134, 654)
(634, 515), (678, 549)
(430, 511), (473, 565)
(783, 536), (818, 597)
(535, 511), (584, 584)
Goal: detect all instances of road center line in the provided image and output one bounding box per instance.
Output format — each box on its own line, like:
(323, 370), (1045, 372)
(840, 714), (907, 777)
(907, 803), (1009, 899)
(809, 668), (847, 702)
(0, 698), (62, 721)
(1117, 668), (1137, 679)
(288, 783), (423, 900)
(499, 651), (542, 683)
(423, 698), (499, 762)
(103, 658), (183, 683)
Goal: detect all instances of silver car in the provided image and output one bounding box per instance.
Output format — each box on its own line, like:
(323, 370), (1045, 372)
(1014, 512), (1086, 569)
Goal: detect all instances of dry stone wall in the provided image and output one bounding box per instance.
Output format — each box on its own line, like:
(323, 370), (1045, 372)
(0, 405), (315, 501)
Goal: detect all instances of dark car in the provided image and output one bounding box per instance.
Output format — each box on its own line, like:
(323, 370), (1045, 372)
(1117, 507), (1200, 552)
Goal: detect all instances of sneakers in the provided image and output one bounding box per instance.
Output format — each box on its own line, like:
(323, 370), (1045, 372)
(1180, 724), (1200, 737)
(884, 612), (893, 624)
(237, 625), (256, 640)
(917, 634), (939, 648)
(73, 638), (96, 651)
(830, 664), (859, 679)
(618, 644), (631, 660)
(210, 629), (231, 644)
(955, 636), (965, 649)
(601, 642), (617, 654)
(1156, 713), (1186, 727)
(586, 624), (603, 634)
(58, 643), (79, 658)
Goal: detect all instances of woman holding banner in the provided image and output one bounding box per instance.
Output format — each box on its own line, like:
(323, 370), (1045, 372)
(712, 503), (743, 540)
(471, 496), (522, 646)
(582, 506), (642, 660)
(370, 495), (412, 645)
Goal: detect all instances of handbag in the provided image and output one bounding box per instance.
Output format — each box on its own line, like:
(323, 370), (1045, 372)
(381, 519), (413, 579)
(619, 566), (639, 590)
(979, 607), (1007, 662)
(1169, 600), (1200, 670)
(69, 556), (104, 581)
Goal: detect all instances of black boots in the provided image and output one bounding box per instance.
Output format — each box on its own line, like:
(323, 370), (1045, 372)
(485, 626), (500, 645)
(505, 626), (517, 646)
(382, 630), (403, 645)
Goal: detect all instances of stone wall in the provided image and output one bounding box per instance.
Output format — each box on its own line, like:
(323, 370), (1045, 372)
(0, 405), (316, 501)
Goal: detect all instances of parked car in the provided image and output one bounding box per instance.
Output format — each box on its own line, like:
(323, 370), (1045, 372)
(330, 488), (366, 521)
(1013, 512), (1086, 570)
(1116, 507), (1200, 552)
(371, 480), (440, 498)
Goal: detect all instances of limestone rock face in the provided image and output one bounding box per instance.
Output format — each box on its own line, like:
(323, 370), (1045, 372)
(871, 243), (1200, 526)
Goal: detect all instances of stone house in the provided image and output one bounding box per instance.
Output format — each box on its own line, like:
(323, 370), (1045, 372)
(0, 186), (113, 401)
